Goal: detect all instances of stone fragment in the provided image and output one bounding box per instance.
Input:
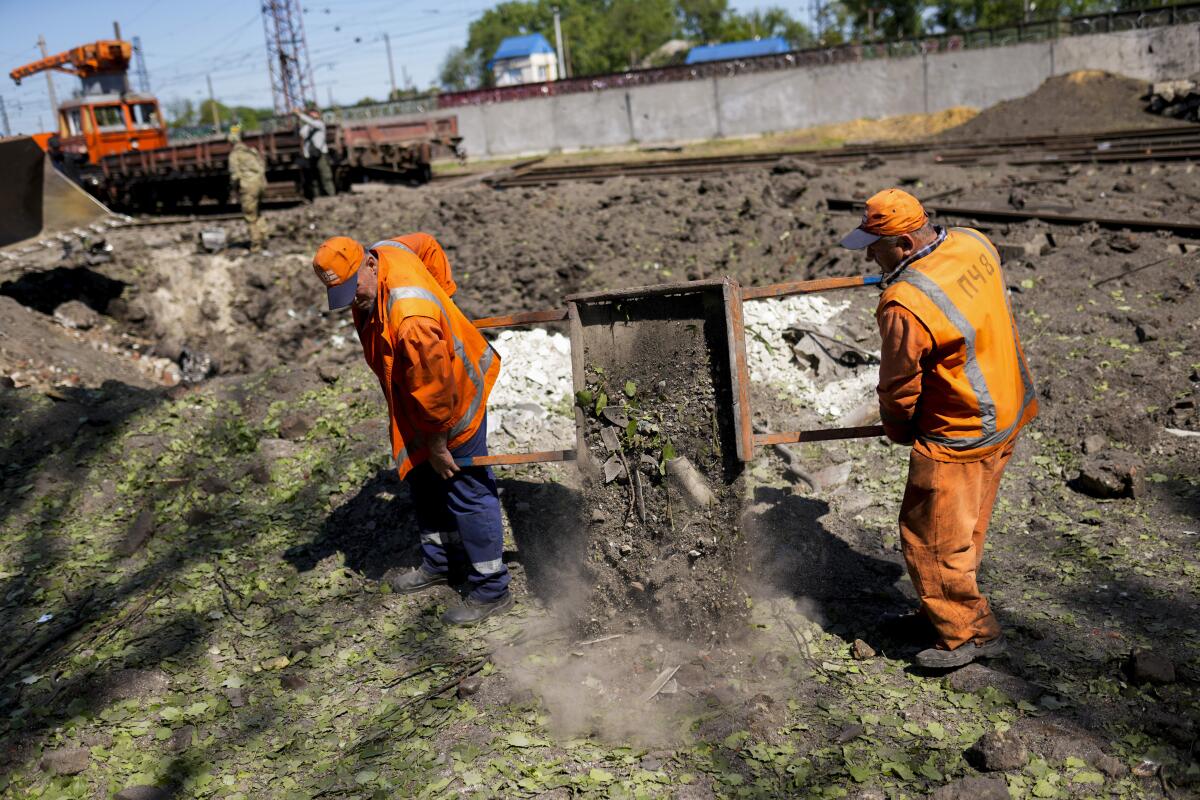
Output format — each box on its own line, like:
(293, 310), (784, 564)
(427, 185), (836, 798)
(39, 746), (89, 775)
(1134, 321), (1158, 343)
(967, 729), (1028, 771)
(1082, 434), (1106, 455)
(79, 730), (113, 749)
(457, 675), (483, 698)
(602, 455), (626, 484)
(224, 687), (248, 707)
(316, 362), (341, 384)
(1125, 649), (1175, 684)
(600, 426), (621, 453)
(280, 674), (308, 691)
(600, 406), (629, 428)
(1107, 232), (1140, 253)
(926, 775), (1009, 800)
(1070, 452), (1146, 499)
(835, 724), (865, 743)
(639, 755), (663, 771)
(945, 663), (1042, 704)
(278, 415), (311, 441)
(53, 300), (101, 330)
(168, 725), (194, 753)
(771, 157), (821, 177)
(1097, 753), (1127, 778)
(115, 786), (170, 800)
(851, 639), (876, 660)
(200, 475), (231, 495)
(813, 462), (852, 491)
(117, 510), (156, 556)
(184, 507), (215, 526)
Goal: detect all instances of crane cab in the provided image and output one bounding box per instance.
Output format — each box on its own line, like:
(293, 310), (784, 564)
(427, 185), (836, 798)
(56, 93), (168, 163)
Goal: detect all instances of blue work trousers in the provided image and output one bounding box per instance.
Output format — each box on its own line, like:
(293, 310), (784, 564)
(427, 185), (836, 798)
(404, 416), (509, 602)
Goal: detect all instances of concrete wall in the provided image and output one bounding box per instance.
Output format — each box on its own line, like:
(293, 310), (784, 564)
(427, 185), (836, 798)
(420, 22), (1200, 160)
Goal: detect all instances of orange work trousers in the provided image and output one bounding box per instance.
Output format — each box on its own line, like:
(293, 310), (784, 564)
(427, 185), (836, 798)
(899, 441), (1014, 649)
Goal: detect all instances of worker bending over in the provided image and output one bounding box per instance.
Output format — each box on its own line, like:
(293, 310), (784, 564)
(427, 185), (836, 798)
(840, 189), (1038, 669)
(311, 233), (512, 625)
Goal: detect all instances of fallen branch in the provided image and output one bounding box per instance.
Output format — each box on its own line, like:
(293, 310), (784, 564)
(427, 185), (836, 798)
(354, 657), (488, 752)
(1093, 249), (1200, 288)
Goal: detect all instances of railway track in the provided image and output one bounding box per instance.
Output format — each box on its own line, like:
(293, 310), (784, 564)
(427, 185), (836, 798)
(488, 124), (1200, 189)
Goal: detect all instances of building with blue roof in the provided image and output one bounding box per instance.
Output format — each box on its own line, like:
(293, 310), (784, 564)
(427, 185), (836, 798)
(684, 37), (791, 65)
(489, 33), (560, 86)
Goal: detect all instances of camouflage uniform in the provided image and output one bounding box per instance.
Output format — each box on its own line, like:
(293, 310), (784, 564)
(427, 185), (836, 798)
(229, 141), (270, 252)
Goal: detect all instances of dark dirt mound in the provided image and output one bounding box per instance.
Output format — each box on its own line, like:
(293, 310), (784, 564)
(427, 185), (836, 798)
(572, 287), (748, 641)
(939, 70), (1179, 140)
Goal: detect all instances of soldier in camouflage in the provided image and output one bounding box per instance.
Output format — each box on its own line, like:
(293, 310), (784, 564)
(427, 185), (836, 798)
(228, 126), (270, 253)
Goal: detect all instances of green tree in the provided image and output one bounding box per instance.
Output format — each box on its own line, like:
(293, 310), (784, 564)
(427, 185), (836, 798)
(440, 46), (482, 91)
(838, 0), (925, 39)
(677, 0), (730, 41)
(164, 98), (196, 127)
(600, 0), (678, 69)
(718, 6), (815, 47)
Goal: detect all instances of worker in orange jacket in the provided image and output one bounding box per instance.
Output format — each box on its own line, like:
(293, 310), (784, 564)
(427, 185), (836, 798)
(841, 189), (1037, 669)
(311, 233), (512, 625)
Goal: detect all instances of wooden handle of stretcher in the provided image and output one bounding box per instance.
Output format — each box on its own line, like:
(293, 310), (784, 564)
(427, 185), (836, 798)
(753, 425), (886, 446)
(453, 449), (577, 467)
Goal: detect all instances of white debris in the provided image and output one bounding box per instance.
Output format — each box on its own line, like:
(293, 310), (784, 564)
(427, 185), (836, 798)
(742, 295), (879, 419)
(487, 328), (574, 452)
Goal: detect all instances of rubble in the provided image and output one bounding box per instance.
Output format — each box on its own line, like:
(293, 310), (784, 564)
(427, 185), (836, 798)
(966, 729), (1029, 771)
(742, 295), (879, 418)
(1070, 452), (1147, 499)
(1146, 77), (1200, 121)
(52, 300), (101, 330)
(1125, 649), (1176, 685)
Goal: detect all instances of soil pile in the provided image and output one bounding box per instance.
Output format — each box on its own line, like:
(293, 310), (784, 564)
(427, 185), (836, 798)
(939, 70), (1175, 140)
(573, 288), (747, 640)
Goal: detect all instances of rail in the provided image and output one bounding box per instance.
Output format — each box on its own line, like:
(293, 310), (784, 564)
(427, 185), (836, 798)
(487, 123), (1200, 189)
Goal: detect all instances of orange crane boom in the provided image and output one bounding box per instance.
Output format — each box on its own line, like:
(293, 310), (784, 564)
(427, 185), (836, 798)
(9, 39), (131, 84)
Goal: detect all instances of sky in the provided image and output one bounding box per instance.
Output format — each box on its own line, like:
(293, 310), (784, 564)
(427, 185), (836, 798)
(0, 0), (812, 136)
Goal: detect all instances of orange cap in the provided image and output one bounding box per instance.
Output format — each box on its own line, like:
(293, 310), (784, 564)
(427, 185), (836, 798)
(312, 237), (365, 309)
(840, 188), (929, 249)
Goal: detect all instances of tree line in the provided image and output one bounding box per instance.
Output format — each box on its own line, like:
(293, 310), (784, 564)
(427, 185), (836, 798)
(439, 0), (1186, 90)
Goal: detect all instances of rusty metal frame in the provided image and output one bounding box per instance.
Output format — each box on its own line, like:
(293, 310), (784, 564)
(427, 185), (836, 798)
(469, 273), (885, 467)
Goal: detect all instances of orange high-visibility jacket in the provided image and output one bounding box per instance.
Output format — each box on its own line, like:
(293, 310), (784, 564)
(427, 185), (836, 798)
(354, 237), (500, 478)
(393, 232), (458, 298)
(876, 227), (1037, 462)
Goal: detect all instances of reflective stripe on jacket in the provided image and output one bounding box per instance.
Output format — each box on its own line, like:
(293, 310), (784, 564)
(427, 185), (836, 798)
(356, 239), (500, 478)
(877, 226), (1037, 462)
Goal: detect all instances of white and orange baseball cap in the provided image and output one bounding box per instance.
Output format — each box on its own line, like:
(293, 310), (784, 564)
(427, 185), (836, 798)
(312, 236), (366, 310)
(840, 188), (929, 249)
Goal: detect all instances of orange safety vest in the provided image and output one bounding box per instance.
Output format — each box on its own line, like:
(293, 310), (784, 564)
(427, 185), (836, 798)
(878, 227), (1038, 462)
(357, 238), (500, 478)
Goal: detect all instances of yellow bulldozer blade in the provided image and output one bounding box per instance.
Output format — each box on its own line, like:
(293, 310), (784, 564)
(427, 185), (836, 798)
(0, 136), (113, 248)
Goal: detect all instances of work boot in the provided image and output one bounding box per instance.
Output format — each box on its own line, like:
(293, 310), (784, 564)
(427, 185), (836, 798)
(383, 566), (448, 595)
(441, 592), (515, 626)
(915, 633), (1007, 670)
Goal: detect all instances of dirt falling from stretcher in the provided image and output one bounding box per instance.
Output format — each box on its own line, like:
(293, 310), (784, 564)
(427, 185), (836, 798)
(570, 285), (750, 642)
